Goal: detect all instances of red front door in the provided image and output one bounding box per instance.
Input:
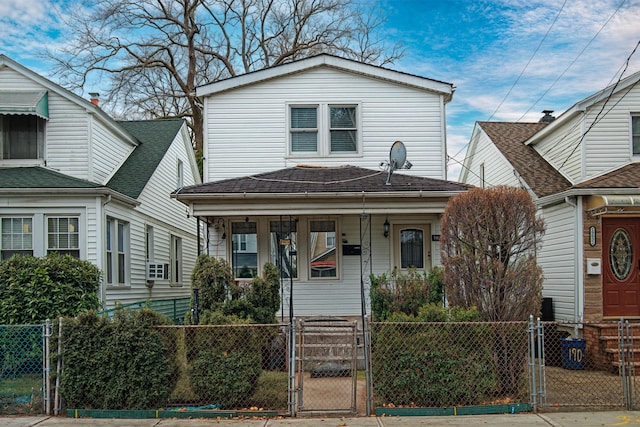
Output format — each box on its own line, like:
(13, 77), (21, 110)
(603, 218), (640, 317)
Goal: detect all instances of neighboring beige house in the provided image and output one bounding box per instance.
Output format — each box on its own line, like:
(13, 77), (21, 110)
(460, 70), (640, 325)
(174, 54), (470, 319)
(0, 55), (201, 310)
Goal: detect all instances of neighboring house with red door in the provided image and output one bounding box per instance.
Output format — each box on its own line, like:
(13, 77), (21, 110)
(173, 54), (471, 319)
(0, 55), (201, 311)
(460, 70), (640, 325)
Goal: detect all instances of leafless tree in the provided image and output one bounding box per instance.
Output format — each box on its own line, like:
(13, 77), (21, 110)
(440, 186), (545, 322)
(46, 0), (403, 163)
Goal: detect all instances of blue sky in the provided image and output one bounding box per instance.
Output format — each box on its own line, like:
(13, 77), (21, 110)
(2, 0), (640, 179)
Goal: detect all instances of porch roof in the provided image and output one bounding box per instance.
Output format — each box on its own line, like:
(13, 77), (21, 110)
(173, 165), (472, 216)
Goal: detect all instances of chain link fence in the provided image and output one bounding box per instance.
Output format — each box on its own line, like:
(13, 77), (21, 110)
(3, 316), (640, 417)
(369, 321), (530, 409)
(154, 324), (289, 412)
(0, 324), (45, 415)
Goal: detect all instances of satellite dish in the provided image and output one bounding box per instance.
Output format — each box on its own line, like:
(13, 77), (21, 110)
(385, 141), (412, 185)
(389, 140), (407, 171)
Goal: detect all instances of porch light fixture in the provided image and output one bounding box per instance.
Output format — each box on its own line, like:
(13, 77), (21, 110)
(383, 219), (390, 238)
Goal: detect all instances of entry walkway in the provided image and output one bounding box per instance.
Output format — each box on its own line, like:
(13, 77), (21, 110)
(2, 412), (640, 427)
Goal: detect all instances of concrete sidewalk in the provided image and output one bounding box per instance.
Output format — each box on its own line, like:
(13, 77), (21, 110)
(1, 411), (639, 427)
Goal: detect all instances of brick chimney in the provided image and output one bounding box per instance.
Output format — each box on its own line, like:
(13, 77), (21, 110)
(89, 92), (100, 106)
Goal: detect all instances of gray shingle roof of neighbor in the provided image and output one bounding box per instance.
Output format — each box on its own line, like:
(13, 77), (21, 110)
(477, 121), (573, 198)
(573, 163), (640, 189)
(0, 166), (101, 189)
(108, 118), (185, 199)
(176, 165), (472, 196)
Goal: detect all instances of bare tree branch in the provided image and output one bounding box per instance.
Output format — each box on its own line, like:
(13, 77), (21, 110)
(46, 0), (403, 165)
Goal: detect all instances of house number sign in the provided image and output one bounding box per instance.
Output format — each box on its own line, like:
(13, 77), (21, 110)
(589, 226), (596, 247)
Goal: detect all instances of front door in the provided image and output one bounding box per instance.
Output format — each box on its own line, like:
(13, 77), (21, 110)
(603, 218), (640, 317)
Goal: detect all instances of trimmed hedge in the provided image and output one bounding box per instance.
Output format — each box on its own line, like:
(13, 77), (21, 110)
(60, 309), (177, 410)
(0, 253), (101, 324)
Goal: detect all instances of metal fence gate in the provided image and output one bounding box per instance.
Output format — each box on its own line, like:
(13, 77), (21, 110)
(529, 317), (637, 411)
(294, 318), (358, 414)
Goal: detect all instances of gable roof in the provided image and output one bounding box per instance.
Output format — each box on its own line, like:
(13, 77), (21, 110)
(573, 162), (640, 190)
(477, 121), (572, 198)
(108, 119), (185, 199)
(525, 70), (640, 146)
(175, 164), (471, 196)
(196, 54), (454, 102)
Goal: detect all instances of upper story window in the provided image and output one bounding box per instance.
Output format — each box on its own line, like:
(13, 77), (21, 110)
(176, 159), (184, 189)
(0, 91), (48, 162)
(1, 115), (45, 160)
(632, 115), (640, 155)
(289, 104), (359, 156)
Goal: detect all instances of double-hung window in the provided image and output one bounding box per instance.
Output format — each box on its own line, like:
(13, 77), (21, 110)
(1, 217), (33, 260)
(270, 220), (298, 279)
(289, 104), (358, 156)
(232, 221), (258, 278)
(47, 217), (79, 257)
(106, 218), (129, 286)
(632, 115), (640, 156)
(170, 234), (182, 286)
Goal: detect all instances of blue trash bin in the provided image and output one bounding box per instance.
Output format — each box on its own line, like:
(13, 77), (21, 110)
(560, 338), (586, 370)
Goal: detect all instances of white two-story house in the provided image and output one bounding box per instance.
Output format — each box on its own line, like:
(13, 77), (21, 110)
(461, 70), (640, 326)
(0, 55), (201, 311)
(174, 54), (470, 319)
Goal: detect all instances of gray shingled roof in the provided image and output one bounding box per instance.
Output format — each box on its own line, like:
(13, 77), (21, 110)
(108, 118), (185, 199)
(478, 122), (572, 198)
(0, 166), (101, 189)
(573, 163), (640, 189)
(176, 165), (471, 196)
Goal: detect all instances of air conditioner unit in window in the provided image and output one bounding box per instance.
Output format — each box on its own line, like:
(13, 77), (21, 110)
(147, 263), (169, 280)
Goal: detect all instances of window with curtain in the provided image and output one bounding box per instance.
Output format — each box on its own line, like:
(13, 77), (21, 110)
(270, 220), (298, 279)
(232, 221), (258, 278)
(47, 216), (80, 258)
(290, 107), (318, 152)
(1, 217), (33, 260)
(309, 219), (337, 278)
(400, 228), (424, 269)
(330, 106), (357, 152)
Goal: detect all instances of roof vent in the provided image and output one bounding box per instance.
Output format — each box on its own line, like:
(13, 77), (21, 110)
(89, 92), (100, 106)
(539, 110), (555, 123)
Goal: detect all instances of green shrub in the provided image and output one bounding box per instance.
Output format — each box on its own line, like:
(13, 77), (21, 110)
(191, 255), (233, 312)
(371, 322), (497, 407)
(189, 349), (261, 408)
(370, 267), (444, 321)
(0, 253), (101, 324)
(60, 308), (176, 410)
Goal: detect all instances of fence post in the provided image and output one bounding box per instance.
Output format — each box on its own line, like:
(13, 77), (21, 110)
(44, 319), (52, 415)
(536, 317), (546, 408)
(364, 315), (372, 416)
(528, 315), (537, 412)
(288, 318), (296, 416)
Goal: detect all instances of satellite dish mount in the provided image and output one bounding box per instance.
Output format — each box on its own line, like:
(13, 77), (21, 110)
(381, 141), (412, 185)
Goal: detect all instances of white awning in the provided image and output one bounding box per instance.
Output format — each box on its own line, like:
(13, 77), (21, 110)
(587, 195), (640, 216)
(0, 91), (49, 119)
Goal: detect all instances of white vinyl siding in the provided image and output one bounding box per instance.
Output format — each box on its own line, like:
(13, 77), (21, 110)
(537, 203), (577, 322)
(532, 115), (582, 182)
(204, 67), (447, 181)
(90, 117), (135, 184)
(461, 127), (520, 188)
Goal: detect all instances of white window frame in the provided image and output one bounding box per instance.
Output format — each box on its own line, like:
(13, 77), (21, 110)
(176, 159), (184, 189)
(46, 216), (80, 257)
(106, 217), (129, 287)
(1, 216), (34, 260)
(170, 234), (182, 286)
(308, 218), (339, 280)
(145, 224), (154, 262)
(632, 114), (640, 157)
(287, 103), (361, 157)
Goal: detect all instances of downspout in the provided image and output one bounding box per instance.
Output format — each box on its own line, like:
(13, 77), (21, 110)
(565, 195), (583, 335)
